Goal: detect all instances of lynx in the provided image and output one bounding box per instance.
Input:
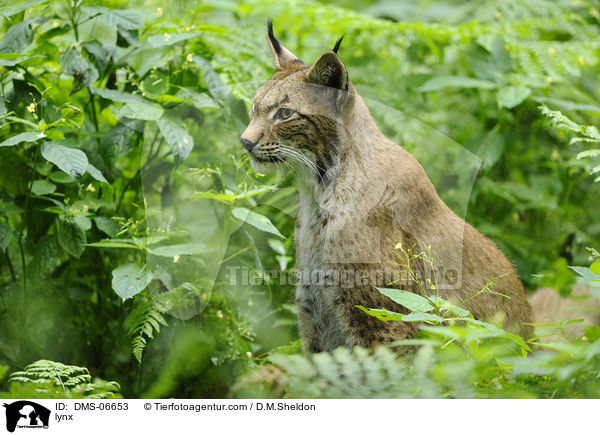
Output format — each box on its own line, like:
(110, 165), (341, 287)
(240, 21), (533, 352)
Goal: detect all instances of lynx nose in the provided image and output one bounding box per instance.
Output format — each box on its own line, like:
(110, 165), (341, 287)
(240, 137), (257, 151)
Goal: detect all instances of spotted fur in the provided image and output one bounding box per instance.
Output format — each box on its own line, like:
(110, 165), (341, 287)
(241, 23), (533, 353)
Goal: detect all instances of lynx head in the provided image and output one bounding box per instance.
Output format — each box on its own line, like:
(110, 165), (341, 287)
(240, 20), (353, 185)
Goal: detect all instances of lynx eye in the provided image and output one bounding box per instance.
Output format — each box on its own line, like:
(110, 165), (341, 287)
(274, 107), (294, 120)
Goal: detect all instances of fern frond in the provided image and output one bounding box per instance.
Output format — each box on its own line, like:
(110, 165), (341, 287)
(235, 346), (442, 399)
(539, 105), (600, 141)
(539, 105), (586, 134)
(9, 360), (89, 391)
(570, 137), (600, 146)
(8, 360), (121, 398)
(124, 300), (168, 363)
(539, 105), (600, 183)
(577, 149), (600, 159)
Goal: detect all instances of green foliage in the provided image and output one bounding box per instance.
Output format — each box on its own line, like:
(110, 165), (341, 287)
(540, 105), (600, 182)
(569, 248), (600, 289)
(236, 317), (600, 398)
(237, 247), (600, 399)
(236, 346), (432, 398)
(3, 359), (121, 398)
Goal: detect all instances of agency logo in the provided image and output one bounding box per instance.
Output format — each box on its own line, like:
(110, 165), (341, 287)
(2, 401), (50, 433)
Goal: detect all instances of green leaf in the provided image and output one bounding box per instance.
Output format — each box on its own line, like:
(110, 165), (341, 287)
(60, 45), (99, 94)
(99, 9), (144, 30)
(90, 88), (164, 120)
(191, 191), (237, 203)
(112, 263), (152, 299)
(0, 201), (23, 214)
(497, 85), (531, 109)
(375, 288), (434, 312)
(401, 312), (444, 323)
(57, 218), (87, 257)
(173, 89), (219, 110)
(141, 70), (169, 97)
(585, 324), (600, 342)
(125, 47), (164, 76)
(42, 143), (88, 177)
(90, 87), (141, 103)
(147, 243), (206, 257)
(429, 295), (471, 318)
(74, 215), (92, 231)
(49, 171), (75, 184)
(147, 32), (201, 48)
(119, 101), (164, 121)
(591, 260), (600, 275)
(87, 240), (138, 249)
(490, 38), (513, 73)
(0, 0), (48, 18)
(100, 118), (141, 163)
(31, 179), (56, 195)
(156, 115), (194, 162)
(0, 17), (48, 54)
(191, 55), (230, 103)
(569, 266), (600, 282)
(466, 38), (512, 83)
(416, 76), (497, 92)
(243, 228), (264, 274)
(276, 255), (292, 271)
(86, 164), (108, 183)
(0, 220), (13, 252)
(268, 239), (286, 255)
(0, 131), (43, 147)
(27, 235), (61, 278)
(94, 217), (121, 238)
(0, 53), (38, 67)
(232, 207), (284, 238)
(355, 306), (405, 322)
(82, 41), (110, 75)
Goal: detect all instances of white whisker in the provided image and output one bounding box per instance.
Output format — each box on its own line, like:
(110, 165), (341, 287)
(278, 146), (326, 186)
(279, 145), (327, 186)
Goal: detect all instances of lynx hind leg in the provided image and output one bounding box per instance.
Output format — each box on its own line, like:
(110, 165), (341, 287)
(528, 285), (600, 343)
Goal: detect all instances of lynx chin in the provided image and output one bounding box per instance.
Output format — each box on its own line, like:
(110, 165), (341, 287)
(240, 20), (533, 353)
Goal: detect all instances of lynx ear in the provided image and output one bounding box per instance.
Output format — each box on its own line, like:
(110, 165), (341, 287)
(267, 19), (304, 69)
(307, 51), (348, 90)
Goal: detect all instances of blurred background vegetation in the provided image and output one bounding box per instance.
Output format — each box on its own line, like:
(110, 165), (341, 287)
(0, 0), (599, 398)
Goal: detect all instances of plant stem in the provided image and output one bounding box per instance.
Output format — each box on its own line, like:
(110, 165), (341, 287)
(145, 130), (161, 165)
(17, 144), (41, 307)
(116, 133), (166, 212)
(69, 5), (101, 139)
(4, 250), (16, 282)
(116, 168), (141, 213)
(87, 89), (100, 133)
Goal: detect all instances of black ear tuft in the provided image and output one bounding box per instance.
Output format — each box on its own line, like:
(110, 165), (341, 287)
(266, 19), (303, 69)
(267, 18), (281, 55)
(332, 36), (344, 54)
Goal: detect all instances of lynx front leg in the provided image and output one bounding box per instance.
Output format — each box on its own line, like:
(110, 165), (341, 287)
(296, 283), (348, 353)
(296, 300), (323, 353)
